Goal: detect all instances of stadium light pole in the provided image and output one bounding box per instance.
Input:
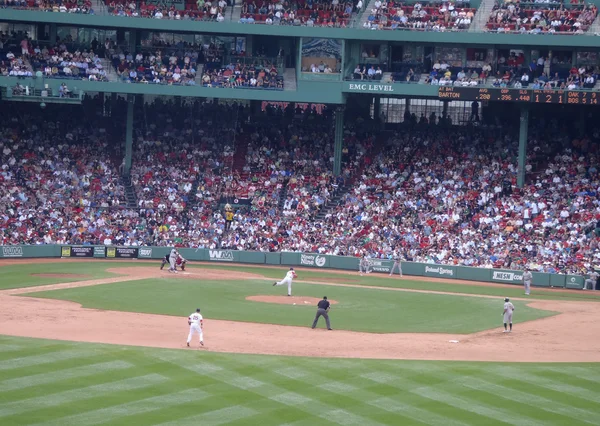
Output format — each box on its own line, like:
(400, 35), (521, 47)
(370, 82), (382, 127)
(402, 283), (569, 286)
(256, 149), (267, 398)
(517, 104), (529, 189)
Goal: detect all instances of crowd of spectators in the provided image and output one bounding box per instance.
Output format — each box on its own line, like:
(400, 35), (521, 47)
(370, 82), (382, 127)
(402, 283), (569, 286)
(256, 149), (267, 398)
(423, 60), (488, 86)
(111, 46), (199, 85)
(487, 0), (598, 34)
(0, 100), (127, 245)
(217, 123), (600, 274)
(2, 99), (600, 274)
(363, 1), (475, 30)
(489, 55), (598, 89)
(239, 0), (361, 26)
(106, 0), (228, 20)
(1, 0), (93, 13)
(201, 60), (284, 89)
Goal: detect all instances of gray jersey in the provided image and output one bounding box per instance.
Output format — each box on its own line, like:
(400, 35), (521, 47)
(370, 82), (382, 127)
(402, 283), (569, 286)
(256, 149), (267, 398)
(590, 272), (599, 282)
(523, 271), (532, 282)
(169, 248), (178, 259)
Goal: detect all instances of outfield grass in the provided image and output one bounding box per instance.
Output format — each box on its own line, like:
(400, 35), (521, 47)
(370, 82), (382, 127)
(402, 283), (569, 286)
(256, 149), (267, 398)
(0, 335), (598, 426)
(194, 264), (600, 302)
(3, 260), (600, 302)
(0, 262), (123, 290)
(25, 272), (554, 333)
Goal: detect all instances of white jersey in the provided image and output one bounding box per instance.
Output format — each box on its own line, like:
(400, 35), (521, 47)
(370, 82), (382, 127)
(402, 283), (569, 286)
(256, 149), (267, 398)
(285, 270), (297, 281)
(170, 248), (178, 259)
(504, 302), (515, 314)
(188, 312), (203, 325)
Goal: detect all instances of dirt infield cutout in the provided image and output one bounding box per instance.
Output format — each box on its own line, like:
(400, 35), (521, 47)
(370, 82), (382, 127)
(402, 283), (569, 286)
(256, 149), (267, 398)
(246, 295), (338, 306)
(1, 260), (600, 362)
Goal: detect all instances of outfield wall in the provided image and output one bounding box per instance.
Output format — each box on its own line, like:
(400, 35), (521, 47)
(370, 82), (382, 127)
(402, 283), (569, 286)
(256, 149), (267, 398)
(0, 245), (586, 289)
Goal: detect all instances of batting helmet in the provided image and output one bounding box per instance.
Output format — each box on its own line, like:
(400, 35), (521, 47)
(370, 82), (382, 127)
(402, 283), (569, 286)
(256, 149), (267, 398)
(504, 298), (510, 302)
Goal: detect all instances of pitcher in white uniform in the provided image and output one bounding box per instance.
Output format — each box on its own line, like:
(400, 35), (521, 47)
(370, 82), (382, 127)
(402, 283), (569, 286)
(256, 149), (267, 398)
(502, 297), (515, 333)
(273, 267), (297, 296)
(187, 308), (204, 347)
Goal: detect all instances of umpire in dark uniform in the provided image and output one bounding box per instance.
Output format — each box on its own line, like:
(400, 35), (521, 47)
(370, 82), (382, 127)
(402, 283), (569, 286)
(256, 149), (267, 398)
(311, 296), (332, 330)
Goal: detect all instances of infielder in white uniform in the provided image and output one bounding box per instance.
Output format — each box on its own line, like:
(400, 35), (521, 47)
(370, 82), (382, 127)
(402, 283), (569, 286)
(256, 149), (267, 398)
(502, 297), (515, 333)
(522, 270), (532, 295)
(389, 253), (403, 277)
(273, 267), (297, 296)
(359, 255), (372, 275)
(187, 308), (204, 347)
(169, 248), (178, 273)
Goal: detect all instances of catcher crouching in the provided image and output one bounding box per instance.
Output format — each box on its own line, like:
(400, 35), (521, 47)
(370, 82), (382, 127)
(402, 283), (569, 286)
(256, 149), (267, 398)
(160, 253), (187, 271)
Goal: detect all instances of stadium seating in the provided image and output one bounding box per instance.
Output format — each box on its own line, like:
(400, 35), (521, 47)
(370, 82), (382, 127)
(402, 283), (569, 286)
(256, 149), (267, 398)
(363, 0), (475, 30)
(201, 61), (284, 89)
(1, 0), (92, 12)
(2, 99), (600, 272)
(486, 1), (598, 33)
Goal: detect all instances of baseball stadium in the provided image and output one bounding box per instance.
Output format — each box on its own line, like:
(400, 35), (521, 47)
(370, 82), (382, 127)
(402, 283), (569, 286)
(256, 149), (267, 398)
(1, 2), (600, 424)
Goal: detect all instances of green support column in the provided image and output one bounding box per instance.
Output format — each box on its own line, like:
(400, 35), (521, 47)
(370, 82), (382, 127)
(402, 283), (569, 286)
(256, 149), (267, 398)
(129, 30), (138, 54)
(333, 106), (345, 176)
(124, 94), (134, 176)
(49, 24), (57, 44)
(518, 104), (529, 188)
(374, 96), (381, 121)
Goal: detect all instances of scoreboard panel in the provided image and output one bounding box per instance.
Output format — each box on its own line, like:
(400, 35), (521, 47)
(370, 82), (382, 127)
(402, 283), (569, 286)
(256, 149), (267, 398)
(438, 87), (599, 105)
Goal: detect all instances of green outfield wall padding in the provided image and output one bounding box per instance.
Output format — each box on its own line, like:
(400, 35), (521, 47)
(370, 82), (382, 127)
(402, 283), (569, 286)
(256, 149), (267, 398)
(2, 245), (590, 290)
(329, 255), (359, 271)
(456, 265), (491, 282)
(402, 262), (425, 276)
(532, 272), (550, 287)
(549, 274), (566, 288)
(265, 252), (281, 265)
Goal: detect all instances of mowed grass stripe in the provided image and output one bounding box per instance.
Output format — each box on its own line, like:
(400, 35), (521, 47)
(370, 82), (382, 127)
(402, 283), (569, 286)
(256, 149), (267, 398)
(0, 374), (167, 418)
(454, 376), (598, 425)
(32, 390), (210, 426)
(0, 360), (133, 392)
(152, 352), (387, 426)
(490, 367), (600, 403)
(360, 372), (545, 426)
(273, 366), (470, 426)
(153, 406), (258, 426)
(0, 348), (103, 371)
(546, 366), (600, 382)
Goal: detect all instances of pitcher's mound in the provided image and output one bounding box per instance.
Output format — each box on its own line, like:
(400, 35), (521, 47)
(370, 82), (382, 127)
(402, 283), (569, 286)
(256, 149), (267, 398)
(247, 295), (338, 305)
(31, 273), (90, 278)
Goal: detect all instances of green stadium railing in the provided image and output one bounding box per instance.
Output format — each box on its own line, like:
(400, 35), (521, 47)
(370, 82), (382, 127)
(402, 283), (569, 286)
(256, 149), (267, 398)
(0, 244), (588, 289)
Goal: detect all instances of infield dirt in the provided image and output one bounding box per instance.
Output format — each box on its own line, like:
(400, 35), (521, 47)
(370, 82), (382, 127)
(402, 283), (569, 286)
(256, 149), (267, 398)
(1, 260), (599, 362)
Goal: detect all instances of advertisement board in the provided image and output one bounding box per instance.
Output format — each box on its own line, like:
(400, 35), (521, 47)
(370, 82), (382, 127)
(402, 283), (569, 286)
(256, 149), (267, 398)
(62, 246), (94, 257)
(106, 247), (139, 258)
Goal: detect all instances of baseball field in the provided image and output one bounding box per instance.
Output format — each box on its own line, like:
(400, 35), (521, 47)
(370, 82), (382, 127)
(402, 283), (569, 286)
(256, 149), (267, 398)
(1, 259), (600, 425)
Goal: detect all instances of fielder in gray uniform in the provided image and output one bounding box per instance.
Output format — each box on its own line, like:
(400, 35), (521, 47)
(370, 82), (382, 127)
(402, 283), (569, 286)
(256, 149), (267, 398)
(522, 270), (532, 295)
(583, 271), (599, 290)
(359, 255), (372, 275)
(168, 248), (178, 273)
(389, 253), (403, 277)
(503, 297), (515, 333)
